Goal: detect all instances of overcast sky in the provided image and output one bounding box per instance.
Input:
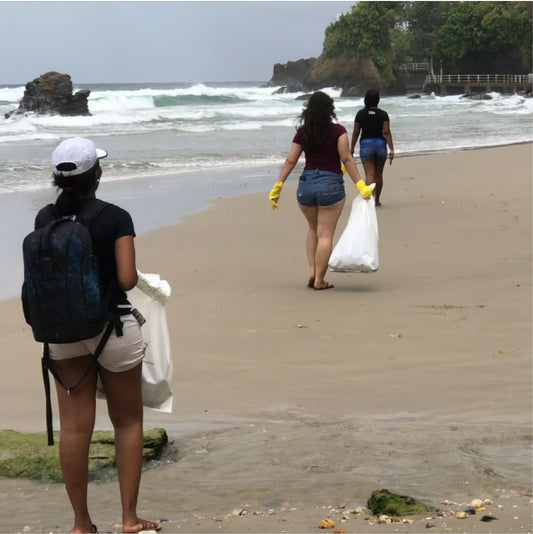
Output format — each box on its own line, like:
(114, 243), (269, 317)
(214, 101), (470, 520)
(0, 1), (353, 84)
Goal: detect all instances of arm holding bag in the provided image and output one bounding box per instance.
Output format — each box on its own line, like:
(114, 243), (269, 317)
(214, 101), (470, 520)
(128, 271), (173, 412)
(328, 191), (379, 273)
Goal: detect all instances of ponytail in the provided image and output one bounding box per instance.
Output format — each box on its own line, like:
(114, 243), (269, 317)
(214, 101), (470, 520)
(53, 162), (100, 216)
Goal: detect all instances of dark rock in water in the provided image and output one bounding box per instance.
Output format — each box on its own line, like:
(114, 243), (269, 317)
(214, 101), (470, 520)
(461, 93), (492, 100)
(5, 71), (91, 118)
(272, 83), (305, 95)
(408, 94), (422, 99)
(296, 93), (314, 101)
(367, 489), (438, 517)
(0, 428), (169, 482)
(480, 515), (498, 522)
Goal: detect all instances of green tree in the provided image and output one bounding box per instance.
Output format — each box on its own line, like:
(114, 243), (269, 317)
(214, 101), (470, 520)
(481, 2), (532, 71)
(436, 2), (532, 72)
(314, 0), (530, 91)
(404, 2), (453, 63)
(390, 25), (413, 65)
(323, 2), (405, 77)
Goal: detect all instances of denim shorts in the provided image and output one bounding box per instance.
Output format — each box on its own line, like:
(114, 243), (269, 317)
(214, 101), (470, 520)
(297, 169), (345, 207)
(360, 138), (387, 162)
(48, 314), (145, 373)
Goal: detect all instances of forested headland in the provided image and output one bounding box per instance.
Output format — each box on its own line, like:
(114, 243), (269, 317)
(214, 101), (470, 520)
(268, 1), (532, 96)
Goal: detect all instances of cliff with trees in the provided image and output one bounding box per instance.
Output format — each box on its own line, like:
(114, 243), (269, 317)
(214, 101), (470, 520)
(268, 1), (532, 96)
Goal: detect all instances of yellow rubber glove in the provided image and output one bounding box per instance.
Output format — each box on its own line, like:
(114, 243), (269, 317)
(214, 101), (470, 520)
(269, 181), (283, 210)
(355, 179), (374, 200)
(341, 163), (347, 175)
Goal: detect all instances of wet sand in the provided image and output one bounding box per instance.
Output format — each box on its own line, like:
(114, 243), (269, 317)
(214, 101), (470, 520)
(0, 144), (531, 533)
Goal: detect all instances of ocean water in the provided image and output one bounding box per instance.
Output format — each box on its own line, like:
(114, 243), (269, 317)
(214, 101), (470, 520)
(1, 81), (532, 195)
(1, 82), (532, 299)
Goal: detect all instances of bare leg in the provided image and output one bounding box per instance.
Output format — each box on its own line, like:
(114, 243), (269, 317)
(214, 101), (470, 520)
(99, 364), (160, 533)
(361, 158), (376, 185)
(298, 204), (318, 283)
(53, 355), (99, 534)
(374, 159), (386, 206)
(300, 199), (345, 288)
(314, 200), (345, 287)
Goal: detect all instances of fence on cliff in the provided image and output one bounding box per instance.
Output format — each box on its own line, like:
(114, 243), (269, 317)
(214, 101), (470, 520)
(423, 73), (532, 95)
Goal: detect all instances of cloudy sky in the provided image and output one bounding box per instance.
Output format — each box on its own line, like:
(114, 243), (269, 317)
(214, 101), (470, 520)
(0, 1), (352, 84)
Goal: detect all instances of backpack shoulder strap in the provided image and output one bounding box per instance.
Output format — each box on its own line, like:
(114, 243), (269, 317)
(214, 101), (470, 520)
(36, 204), (59, 227)
(77, 199), (111, 228)
(76, 200), (122, 326)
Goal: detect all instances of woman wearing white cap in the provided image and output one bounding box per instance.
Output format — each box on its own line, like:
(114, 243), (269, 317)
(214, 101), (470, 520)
(32, 138), (160, 533)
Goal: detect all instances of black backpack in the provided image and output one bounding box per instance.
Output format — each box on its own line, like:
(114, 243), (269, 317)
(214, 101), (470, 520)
(22, 199), (119, 445)
(22, 199), (111, 343)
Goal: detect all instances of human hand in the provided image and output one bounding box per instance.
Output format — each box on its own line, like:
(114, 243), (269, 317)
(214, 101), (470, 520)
(269, 181), (284, 209)
(355, 179), (375, 200)
(389, 150), (394, 165)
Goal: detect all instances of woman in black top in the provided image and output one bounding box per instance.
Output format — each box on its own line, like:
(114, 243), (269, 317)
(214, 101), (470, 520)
(36, 138), (160, 534)
(350, 89), (394, 206)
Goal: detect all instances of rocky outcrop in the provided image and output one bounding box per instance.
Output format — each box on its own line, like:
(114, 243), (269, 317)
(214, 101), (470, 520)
(6, 72), (91, 118)
(267, 58), (316, 90)
(310, 55), (387, 96)
(267, 55), (408, 96)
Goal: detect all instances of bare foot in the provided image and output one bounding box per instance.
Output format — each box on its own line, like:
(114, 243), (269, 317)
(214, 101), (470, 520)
(122, 518), (161, 533)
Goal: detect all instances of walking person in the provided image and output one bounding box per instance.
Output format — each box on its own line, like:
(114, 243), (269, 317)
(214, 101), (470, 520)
(269, 91), (373, 290)
(350, 89), (394, 206)
(31, 138), (160, 534)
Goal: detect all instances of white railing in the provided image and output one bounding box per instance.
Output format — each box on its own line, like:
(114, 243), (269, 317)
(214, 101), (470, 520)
(425, 74), (531, 85)
(400, 62), (430, 72)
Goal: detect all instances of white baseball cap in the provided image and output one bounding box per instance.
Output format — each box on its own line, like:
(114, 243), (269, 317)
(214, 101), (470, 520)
(51, 137), (107, 177)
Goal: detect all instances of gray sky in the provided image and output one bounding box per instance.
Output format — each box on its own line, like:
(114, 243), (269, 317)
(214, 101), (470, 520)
(0, 1), (353, 84)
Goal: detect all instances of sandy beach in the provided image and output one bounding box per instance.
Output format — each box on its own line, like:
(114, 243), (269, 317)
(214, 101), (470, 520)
(0, 144), (531, 533)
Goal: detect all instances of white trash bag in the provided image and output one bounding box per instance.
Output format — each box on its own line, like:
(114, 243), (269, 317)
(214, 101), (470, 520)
(329, 190), (379, 273)
(128, 271), (173, 413)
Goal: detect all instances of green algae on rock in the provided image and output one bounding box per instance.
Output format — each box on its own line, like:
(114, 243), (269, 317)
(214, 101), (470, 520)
(0, 428), (168, 482)
(367, 489), (438, 517)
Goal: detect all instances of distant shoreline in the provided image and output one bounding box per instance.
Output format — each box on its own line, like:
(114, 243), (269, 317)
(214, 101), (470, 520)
(1, 138), (531, 199)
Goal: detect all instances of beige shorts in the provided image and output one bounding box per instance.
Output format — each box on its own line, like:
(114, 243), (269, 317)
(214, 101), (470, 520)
(48, 314), (145, 372)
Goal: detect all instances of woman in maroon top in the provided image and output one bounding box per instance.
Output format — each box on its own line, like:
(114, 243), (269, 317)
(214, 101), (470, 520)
(269, 92), (372, 290)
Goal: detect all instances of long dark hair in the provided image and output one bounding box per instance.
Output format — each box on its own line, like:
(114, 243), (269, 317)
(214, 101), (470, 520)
(298, 91), (336, 152)
(53, 163), (100, 216)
